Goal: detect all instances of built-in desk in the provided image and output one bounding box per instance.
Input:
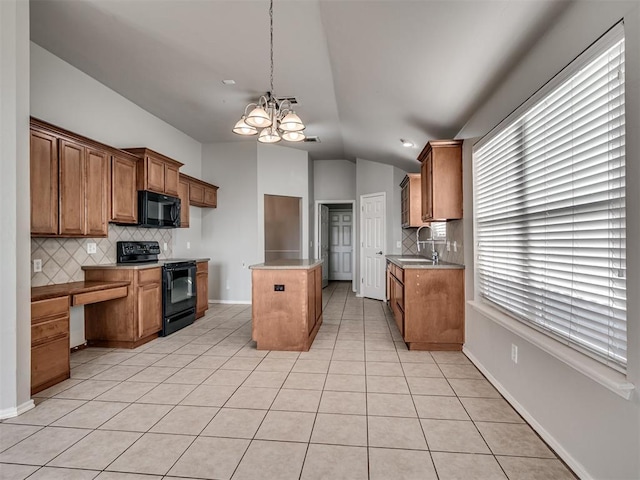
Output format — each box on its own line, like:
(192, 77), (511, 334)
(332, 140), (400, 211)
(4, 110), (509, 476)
(30, 280), (130, 395)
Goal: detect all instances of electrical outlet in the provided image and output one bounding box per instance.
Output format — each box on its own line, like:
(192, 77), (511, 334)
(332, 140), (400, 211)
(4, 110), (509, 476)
(453, 241), (458, 252)
(87, 242), (97, 254)
(186, 242), (190, 250)
(511, 344), (518, 364)
(446, 241), (451, 252)
(396, 241), (401, 249)
(33, 259), (42, 273)
(164, 242), (168, 251)
(226, 280), (230, 290)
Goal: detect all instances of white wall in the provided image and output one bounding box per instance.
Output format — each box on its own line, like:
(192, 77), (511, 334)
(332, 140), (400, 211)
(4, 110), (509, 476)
(201, 142), (258, 303)
(314, 159), (356, 200)
(257, 144), (310, 260)
(458, 2), (640, 479)
(0, 0), (32, 418)
(29, 43), (203, 258)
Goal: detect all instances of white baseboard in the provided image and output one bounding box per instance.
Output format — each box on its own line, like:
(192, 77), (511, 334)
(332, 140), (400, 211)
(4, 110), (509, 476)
(0, 399), (35, 420)
(463, 346), (591, 480)
(210, 299), (251, 305)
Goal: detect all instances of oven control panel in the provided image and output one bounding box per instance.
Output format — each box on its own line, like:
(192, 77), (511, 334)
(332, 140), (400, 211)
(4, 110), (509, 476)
(117, 241), (161, 263)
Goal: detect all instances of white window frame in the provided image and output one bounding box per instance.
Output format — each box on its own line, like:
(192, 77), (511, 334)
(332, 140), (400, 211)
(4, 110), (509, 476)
(470, 22), (634, 399)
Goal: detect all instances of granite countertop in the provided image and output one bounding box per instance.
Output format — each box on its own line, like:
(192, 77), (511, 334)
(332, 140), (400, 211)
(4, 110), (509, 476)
(386, 255), (464, 270)
(250, 259), (323, 270)
(32, 280), (131, 302)
(81, 257), (211, 270)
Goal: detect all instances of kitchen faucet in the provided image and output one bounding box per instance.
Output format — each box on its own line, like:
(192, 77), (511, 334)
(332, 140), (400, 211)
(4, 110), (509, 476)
(416, 225), (430, 253)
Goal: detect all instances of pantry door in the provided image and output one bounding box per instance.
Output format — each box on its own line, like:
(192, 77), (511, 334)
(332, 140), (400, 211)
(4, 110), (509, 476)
(360, 192), (385, 300)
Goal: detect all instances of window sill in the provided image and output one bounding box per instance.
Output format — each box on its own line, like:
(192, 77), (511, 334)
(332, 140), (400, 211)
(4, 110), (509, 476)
(468, 300), (635, 400)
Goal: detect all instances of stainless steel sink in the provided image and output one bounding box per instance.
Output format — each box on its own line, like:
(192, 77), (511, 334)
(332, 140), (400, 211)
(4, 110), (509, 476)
(397, 258), (433, 263)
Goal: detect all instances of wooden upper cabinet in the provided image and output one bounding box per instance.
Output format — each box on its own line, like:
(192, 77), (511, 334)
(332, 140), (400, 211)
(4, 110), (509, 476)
(30, 118), (110, 237)
(124, 148), (183, 197)
(183, 174), (219, 208)
(85, 147), (110, 237)
(178, 175), (190, 228)
(400, 173), (428, 228)
(59, 139), (86, 236)
(418, 139), (463, 222)
(30, 128), (59, 236)
(164, 163), (180, 197)
(146, 155), (166, 193)
(111, 153), (138, 224)
(59, 139), (109, 237)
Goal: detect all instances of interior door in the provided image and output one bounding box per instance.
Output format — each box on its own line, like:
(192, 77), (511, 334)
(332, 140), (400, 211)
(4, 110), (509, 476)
(320, 205), (329, 288)
(360, 193), (386, 300)
(329, 209), (353, 281)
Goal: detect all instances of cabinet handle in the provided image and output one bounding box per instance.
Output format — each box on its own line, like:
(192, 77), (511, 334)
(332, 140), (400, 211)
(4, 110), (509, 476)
(376, 251), (383, 255)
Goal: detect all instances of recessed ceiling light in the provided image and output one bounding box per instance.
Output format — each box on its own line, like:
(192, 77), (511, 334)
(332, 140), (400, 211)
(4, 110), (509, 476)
(401, 139), (414, 148)
(222, 79), (236, 85)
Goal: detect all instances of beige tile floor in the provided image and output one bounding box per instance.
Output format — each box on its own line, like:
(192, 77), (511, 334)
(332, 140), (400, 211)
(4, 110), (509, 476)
(0, 282), (577, 480)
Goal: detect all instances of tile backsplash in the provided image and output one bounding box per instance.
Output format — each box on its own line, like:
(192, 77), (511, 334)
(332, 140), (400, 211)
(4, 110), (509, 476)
(31, 225), (173, 286)
(402, 219), (464, 264)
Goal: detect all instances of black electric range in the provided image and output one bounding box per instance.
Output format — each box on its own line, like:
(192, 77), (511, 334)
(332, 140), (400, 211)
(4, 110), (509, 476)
(117, 241), (197, 336)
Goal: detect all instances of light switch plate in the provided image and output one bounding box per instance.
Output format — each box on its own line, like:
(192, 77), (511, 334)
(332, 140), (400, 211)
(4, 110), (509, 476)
(87, 243), (97, 254)
(396, 241), (401, 249)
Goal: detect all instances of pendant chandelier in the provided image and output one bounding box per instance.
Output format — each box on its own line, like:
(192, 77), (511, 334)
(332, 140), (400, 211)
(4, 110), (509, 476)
(232, 0), (306, 143)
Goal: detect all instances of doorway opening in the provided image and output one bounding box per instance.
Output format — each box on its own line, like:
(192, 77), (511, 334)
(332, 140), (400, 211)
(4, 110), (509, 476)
(265, 194), (302, 261)
(315, 200), (356, 292)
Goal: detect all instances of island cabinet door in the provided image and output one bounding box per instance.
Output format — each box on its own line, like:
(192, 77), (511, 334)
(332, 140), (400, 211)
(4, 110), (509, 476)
(307, 269), (316, 334)
(314, 266), (322, 323)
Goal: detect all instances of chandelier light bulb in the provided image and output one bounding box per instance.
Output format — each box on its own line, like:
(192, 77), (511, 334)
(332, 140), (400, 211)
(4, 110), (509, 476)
(281, 130), (306, 142)
(258, 126), (282, 144)
(279, 112), (305, 132)
(232, 116), (258, 136)
(245, 106), (272, 128)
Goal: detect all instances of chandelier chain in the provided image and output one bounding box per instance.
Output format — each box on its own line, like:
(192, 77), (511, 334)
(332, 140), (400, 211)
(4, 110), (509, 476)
(269, 0), (274, 96)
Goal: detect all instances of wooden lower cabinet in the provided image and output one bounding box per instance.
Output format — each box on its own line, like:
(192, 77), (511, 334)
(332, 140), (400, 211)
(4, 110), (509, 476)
(251, 263), (322, 351)
(196, 261), (209, 319)
(31, 296), (70, 395)
(387, 263), (464, 350)
(84, 267), (162, 348)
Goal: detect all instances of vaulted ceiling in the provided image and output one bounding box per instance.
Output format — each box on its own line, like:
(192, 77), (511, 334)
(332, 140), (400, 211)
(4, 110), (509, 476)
(30, 0), (572, 172)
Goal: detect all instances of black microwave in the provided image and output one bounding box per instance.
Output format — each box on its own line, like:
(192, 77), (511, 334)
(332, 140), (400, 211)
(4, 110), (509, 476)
(138, 190), (181, 228)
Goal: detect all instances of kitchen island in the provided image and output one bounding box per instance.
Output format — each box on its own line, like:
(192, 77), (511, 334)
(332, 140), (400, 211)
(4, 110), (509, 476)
(250, 259), (323, 351)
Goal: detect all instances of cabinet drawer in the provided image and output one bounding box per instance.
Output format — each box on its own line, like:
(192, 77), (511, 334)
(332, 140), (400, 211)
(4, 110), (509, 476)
(393, 264), (404, 283)
(138, 267), (161, 285)
(72, 286), (128, 306)
(31, 335), (69, 393)
(32, 296), (69, 323)
(32, 317), (69, 346)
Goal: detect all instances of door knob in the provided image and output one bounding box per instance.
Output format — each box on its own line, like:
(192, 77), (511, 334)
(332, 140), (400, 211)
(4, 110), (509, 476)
(376, 251), (383, 255)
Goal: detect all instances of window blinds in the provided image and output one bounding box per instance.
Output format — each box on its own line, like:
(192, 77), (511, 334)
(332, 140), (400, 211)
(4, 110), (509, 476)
(473, 23), (626, 371)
